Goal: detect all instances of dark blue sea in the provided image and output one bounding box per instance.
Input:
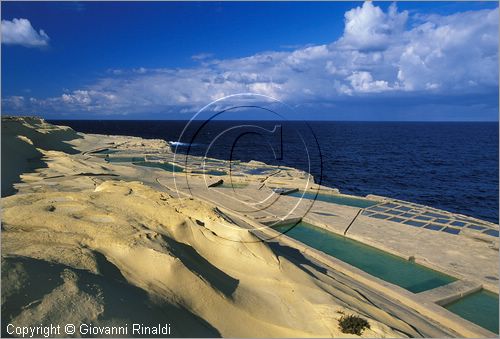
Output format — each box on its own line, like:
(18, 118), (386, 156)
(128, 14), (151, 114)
(50, 120), (499, 223)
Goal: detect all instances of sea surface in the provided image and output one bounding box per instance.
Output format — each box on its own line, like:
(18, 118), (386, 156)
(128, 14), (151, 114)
(50, 120), (499, 223)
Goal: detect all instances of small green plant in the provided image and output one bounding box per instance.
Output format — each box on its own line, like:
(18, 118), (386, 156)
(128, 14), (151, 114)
(338, 314), (370, 335)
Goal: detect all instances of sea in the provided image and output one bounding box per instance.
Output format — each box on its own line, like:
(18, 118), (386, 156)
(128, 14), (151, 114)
(50, 120), (499, 224)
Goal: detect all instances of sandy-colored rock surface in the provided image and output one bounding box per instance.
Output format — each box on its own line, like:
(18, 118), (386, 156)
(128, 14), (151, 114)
(2, 117), (412, 337)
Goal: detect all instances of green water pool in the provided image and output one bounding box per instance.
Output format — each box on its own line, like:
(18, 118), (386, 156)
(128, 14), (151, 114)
(106, 156), (145, 163)
(274, 222), (455, 293)
(218, 182), (249, 188)
(445, 290), (499, 333)
(191, 170), (226, 176)
(133, 161), (184, 172)
(288, 191), (378, 208)
(92, 148), (119, 154)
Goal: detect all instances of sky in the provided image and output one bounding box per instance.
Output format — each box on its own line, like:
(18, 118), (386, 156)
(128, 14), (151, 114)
(1, 1), (499, 121)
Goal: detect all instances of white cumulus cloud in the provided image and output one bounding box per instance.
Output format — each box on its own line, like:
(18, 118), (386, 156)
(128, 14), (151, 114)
(1, 18), (50, 47)
(339, 2), (408, 52)
(347, 71), (392, 93)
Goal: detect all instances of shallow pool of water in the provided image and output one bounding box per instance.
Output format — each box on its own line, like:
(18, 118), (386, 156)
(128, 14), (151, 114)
(288, 191), (378, 208)
(274, 222), (455, 293)
(133, 161), (184, 172)
(445, 290), (499, 333)
(246, 167), (275, 175)
(92, 148), (119, 154)
(106, 156), (145, 163)
(218, 182), (249, 188)
(191, 170), (226, 176)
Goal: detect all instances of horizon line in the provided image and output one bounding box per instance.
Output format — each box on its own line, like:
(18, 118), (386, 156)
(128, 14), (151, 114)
(44, 118), (500, 123)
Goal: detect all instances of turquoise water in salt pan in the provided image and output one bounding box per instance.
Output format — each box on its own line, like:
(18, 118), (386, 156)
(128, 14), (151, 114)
(288, 191), (378, 208)
(274, 222), (455, 293)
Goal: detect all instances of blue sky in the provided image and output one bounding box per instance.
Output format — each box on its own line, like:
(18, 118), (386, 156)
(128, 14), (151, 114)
(1, 1), (499, 120)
